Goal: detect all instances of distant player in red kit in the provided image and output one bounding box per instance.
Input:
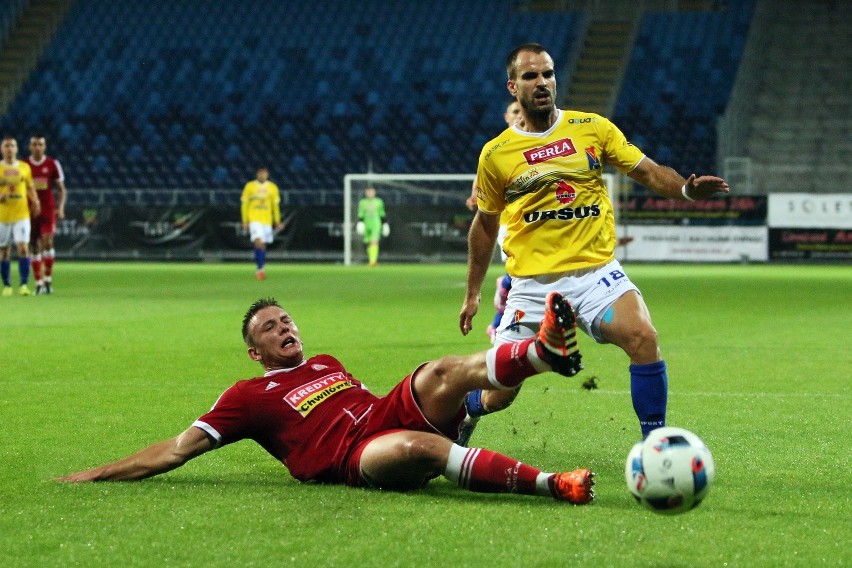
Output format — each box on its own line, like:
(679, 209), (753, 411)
(57, 295), (595, 505)
(24, 135), (66, 294)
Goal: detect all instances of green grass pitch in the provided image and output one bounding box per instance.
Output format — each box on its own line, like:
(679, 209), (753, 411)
(1, 262), (849, 566)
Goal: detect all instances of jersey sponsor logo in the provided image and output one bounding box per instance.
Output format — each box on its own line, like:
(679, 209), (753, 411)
(284, 372), (355, 416)
(555, 181), (576, 205)
(523, 138), (577, 165)
(585, 147), (601, 170)
(568, 117), (593, 124)
(523, 204), (601, 223)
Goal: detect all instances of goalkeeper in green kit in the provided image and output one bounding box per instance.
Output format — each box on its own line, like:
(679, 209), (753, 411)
(356, 186), (389, 266)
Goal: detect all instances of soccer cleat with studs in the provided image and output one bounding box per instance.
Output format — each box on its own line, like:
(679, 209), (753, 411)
(550, 468), (596, 504)
(18, 284), (31, 296)
(536, 291), (583, 377)
(2, 286), (12, 297)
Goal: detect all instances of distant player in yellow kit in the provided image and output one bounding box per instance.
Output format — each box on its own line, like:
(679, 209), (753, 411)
(241, 167), (283, 279)
(459, 44), (730, 441)
(0, 136), (40, 296)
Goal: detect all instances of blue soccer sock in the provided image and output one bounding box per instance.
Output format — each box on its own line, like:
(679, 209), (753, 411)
(630, 360), (668, 438)
(1, 260), (10, 286)
(18, 257), (30, 285)
(465, 390), (490, 418)
(254, 248), (266, 270)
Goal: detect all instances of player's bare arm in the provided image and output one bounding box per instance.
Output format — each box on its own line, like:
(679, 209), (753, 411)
(57, 179), (67, 219)
(460, 210), (500, 335)
(628, 157), (730, 201)
(55, 426), (214, 482)
(26, 180), (40, 217)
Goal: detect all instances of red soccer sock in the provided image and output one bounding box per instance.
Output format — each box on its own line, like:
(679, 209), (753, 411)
(43, 250), (55, 277)
(485, 337), (550, 388)
(31, 256), (43, 282)
(445, 445), (543, 495)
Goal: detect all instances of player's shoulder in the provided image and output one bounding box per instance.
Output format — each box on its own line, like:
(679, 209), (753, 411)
(479, 128), (516, 163)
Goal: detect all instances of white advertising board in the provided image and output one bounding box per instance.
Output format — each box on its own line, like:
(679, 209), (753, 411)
(620, 225), (768, 262)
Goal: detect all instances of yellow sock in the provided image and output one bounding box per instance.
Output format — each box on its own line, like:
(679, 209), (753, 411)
(368, 244), (379, 264)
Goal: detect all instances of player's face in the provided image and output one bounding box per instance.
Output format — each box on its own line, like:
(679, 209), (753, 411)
(256, 169), (269, 183)
(29, 137), (46, 159)
(247, 306), (304, 369)
(503, 101), (521, 126)
(508, 51), (557, 121)
(365, 188), (376, 199)
(1, 138), (17, 161)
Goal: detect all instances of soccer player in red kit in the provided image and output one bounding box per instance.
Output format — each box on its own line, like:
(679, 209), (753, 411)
(57, 294), (595, 505)
(24, 135), (66, 294)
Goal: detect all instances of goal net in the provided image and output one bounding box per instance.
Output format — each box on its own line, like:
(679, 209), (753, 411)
(343, 173), (476, 265)
(342, 172), (623, 266)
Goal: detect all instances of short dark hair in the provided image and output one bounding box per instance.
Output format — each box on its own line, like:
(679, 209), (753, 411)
(242, 297), (281, 346)
(505, 43), (548, 79)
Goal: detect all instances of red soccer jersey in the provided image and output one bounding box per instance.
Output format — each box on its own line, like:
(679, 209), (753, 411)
(194, 355), (387, 483)
(23, 155), (64, 212)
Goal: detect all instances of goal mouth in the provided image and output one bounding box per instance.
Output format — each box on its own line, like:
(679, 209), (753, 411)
(343, 173), (477, 265)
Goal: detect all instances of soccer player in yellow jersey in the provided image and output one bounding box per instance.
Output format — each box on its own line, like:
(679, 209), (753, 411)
(0, 136), (40, 296)
(459, 44), (729, 439)
(240, 167), (283, 279)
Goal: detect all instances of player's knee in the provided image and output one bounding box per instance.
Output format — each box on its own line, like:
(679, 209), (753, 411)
(622, 324), (660, 360)
(398, 436), (446, 471)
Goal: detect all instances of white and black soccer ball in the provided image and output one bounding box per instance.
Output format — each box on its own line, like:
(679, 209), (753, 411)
(625, 427), (715, 515)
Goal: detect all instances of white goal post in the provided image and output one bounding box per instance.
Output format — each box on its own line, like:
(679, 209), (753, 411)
(342, 172), (621, 266)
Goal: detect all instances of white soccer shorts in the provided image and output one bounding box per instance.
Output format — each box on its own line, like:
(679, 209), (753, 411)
(494, 258), (640, 345)
(248, 221), (274, 244)
(0, 219), (30, 247)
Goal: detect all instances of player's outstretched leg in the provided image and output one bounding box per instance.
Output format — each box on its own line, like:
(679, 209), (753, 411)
(536, 291), (583, 377)
(550, 468), (596, 504)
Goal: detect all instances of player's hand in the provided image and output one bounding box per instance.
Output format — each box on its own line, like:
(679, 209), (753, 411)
(58, 209), (65, 220)
(275, 223), (284, 231)
(381, 223), (390, 237)
(459, 296), (480, 336)
(684, 174), (730, 200)
(356, 221), (365, 236)
(54, 468), (102, 483)
(242, 223), (249, 231)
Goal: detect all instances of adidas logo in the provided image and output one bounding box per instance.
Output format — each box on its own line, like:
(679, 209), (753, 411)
(311, 364), (328, 371)
(265, 381), (280, 391)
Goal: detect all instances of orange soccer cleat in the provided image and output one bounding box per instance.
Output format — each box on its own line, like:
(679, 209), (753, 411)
(550, 468), (596, 504)
(536, 291), (583, 377)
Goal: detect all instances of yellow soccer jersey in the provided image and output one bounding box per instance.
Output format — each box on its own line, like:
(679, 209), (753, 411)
(0, 160), (33, 223)
(240, 180), (281, 225)
(477, 109), (644, 276)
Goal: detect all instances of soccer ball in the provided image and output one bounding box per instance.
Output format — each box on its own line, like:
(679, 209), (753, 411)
(625, 427), (715, 515)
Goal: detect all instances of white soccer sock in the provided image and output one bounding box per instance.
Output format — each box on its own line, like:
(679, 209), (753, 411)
(444, 444), (477, 489)
(536, 472), (555, 497)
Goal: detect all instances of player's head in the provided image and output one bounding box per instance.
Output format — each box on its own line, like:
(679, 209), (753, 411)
(1, 136), (18, 161)
(504, 97), (521, 127)
(242, 298), (305, 369)
(256, 167), (269, 182)
(505, 43), (557, 122)
(29, 135), (47, 159)
(365, 186), (376, 199)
